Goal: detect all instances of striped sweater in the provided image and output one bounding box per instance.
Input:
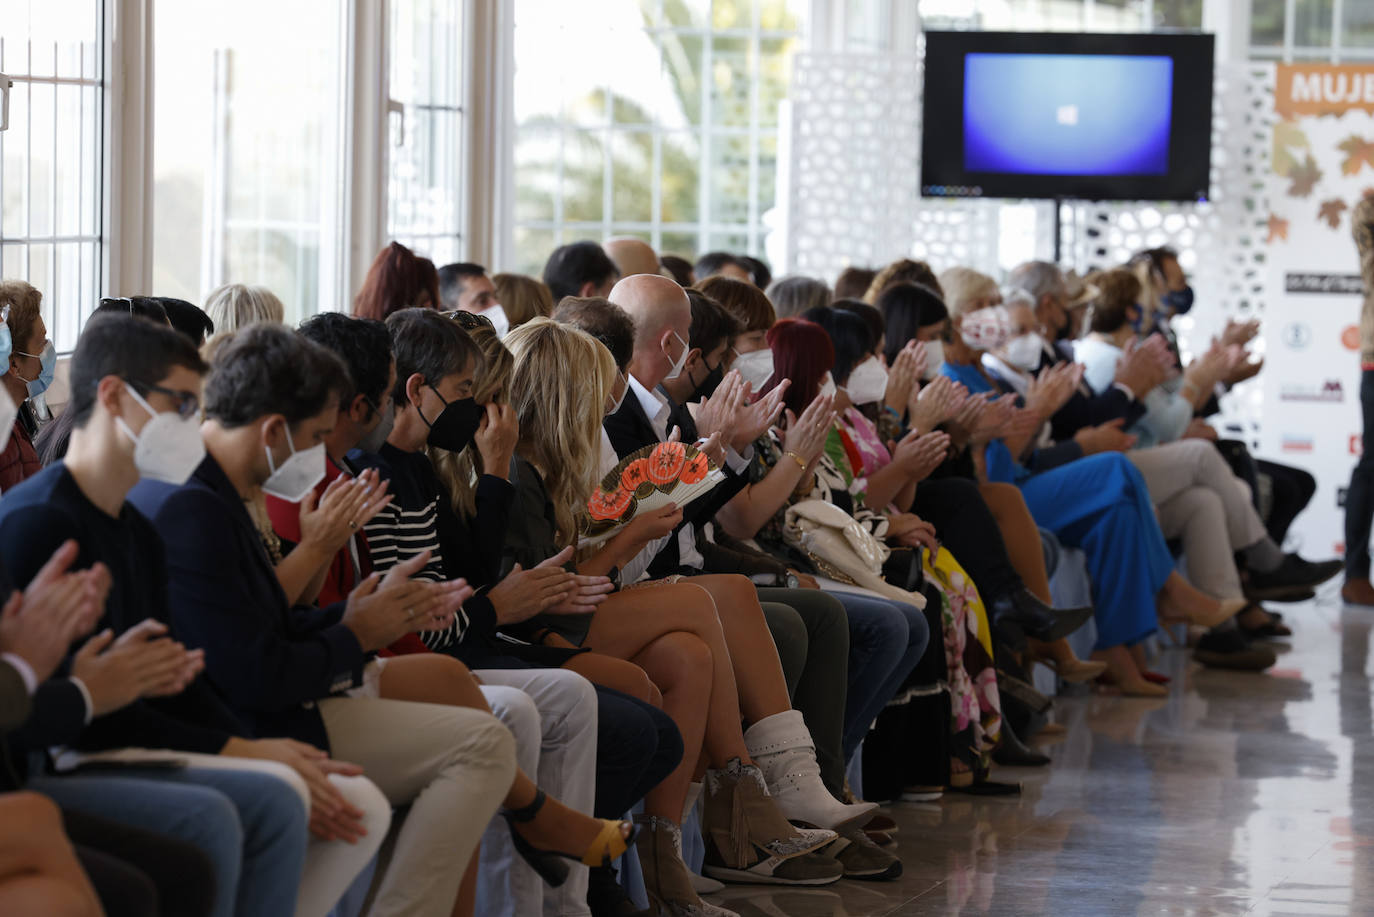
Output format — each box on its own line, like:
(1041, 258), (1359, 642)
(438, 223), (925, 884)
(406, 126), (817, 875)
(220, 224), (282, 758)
(350, 443), (470, 652)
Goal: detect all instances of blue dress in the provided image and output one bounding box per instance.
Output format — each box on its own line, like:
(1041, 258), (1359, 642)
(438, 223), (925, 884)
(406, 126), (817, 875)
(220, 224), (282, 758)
(938, 360), (1170, 648)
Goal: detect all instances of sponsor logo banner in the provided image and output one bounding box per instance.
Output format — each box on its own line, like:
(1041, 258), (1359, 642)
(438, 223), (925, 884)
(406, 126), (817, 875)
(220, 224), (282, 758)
(1282, 435), (1315, 452)
(1278, 379), (1345, 402)
(1282, 322), (1312, 349)
(1284, 273), (1366, 294)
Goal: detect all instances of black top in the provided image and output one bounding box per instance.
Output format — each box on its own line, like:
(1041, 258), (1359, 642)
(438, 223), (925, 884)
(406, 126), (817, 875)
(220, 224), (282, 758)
(0, 463), (245, 758)
(128, 455), (363, 752)
(502, 456), (592, 646)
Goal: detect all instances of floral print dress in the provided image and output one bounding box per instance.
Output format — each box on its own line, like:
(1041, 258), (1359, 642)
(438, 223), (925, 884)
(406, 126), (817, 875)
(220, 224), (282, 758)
(834, 411), (1003, 779)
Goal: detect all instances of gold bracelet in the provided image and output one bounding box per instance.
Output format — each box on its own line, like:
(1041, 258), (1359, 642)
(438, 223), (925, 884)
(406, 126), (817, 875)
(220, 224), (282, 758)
(783, 451), (807, 471)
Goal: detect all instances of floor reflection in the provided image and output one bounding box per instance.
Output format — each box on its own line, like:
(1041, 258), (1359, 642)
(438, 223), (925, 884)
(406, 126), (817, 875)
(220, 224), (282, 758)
(704, 587), (1374, 915)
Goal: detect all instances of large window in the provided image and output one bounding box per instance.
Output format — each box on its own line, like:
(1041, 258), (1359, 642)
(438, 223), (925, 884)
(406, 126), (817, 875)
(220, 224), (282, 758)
(1251, 0), (1374, 58)
(151, 0), (347, 325)
(914, 0), (1201, 33)
(511, 0), (805, 275)
(0, 0), (104, 352)
(387, 0), (466, 268)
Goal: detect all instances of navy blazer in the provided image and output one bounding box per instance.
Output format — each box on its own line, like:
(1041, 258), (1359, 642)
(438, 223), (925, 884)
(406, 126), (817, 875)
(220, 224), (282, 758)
(129, 455), (367, 752)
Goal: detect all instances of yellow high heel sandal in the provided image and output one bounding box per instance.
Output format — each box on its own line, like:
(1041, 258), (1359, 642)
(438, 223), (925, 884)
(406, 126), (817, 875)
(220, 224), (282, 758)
(503, 789), (637, 887)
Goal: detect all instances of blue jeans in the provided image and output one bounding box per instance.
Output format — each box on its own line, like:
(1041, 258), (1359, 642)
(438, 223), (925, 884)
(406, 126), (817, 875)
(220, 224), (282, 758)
(831, 591), (930, 760)
(32, 766), (308, 917)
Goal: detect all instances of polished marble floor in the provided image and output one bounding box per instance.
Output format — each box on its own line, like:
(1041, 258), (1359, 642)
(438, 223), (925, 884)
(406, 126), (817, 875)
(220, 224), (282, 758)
(709, 584), (1374, 916)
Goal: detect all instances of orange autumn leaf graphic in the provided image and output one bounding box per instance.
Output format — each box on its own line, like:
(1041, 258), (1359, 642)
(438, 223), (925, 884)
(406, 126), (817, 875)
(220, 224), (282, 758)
(1319, 198), (1349, 229)
(1267, 214), (1289, 242)
(1287, 155), (1323, 197)
(1339, 136), (1374, 176)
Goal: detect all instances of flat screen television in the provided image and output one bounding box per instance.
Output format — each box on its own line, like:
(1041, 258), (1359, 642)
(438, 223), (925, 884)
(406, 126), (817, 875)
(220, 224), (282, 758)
(920, 31), (1214, 202)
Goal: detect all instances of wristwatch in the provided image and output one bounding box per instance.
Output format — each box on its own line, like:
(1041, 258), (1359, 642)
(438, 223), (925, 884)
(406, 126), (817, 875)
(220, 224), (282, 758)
(781, 572), (800, 589)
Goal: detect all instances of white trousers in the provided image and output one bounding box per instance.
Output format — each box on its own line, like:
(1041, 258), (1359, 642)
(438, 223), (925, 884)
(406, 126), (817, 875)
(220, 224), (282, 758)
(477, 667), (600, 917)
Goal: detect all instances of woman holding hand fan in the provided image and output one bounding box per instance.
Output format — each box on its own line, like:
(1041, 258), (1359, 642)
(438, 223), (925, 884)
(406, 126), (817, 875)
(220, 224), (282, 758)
(503, 318), (854, 916)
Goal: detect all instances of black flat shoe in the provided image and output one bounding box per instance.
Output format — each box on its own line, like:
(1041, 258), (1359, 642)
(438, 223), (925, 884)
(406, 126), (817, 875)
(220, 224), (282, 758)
(587, 865), (652, 917)
(989, 588), (1093, 644)
(1193, 629), (1277, 671)
(992, 722), (1050, 767)
(1246, 555), (1343, 600)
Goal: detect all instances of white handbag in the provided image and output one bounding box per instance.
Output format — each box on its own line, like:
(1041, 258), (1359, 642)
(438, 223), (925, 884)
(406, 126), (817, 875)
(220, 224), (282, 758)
(783, 500), (926, 608)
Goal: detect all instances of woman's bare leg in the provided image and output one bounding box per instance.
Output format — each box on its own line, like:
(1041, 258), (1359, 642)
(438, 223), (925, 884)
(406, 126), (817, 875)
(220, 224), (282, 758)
(629, 632), (713, 821)
(684, 574), (791, 722)
(0, 794), (101, 917)
(379, 655), (629, 859)
(561, 651), (662, 707)
(583, 584), (752, 768)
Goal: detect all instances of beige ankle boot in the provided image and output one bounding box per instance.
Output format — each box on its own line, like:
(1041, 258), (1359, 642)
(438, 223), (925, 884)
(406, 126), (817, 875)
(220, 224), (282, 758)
(700, 759), (841, 887)
(635, 816), (738, 917)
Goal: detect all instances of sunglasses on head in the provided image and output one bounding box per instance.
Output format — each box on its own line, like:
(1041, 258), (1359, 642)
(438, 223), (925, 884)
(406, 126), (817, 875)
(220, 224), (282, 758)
(445, 310), (494, 332)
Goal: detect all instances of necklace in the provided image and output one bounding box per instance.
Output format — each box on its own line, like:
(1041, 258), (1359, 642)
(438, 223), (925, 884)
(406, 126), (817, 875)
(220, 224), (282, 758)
(243, 493), (283, 565)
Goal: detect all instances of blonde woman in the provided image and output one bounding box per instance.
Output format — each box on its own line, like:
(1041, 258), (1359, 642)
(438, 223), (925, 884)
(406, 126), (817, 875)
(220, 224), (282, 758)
(491, 273), (554, 329)
(504, 319), (845, 914)
(203, 283), (285, 336)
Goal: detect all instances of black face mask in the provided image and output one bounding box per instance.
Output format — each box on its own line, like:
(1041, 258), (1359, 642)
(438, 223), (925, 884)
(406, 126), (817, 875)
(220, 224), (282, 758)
(689, 357), (726, 403)
(421, 385), (483, 452)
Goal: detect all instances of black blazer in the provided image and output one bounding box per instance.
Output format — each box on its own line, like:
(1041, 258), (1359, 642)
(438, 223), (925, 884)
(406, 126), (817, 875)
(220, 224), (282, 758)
(0, 464), (243, 760)
(1039, 341), (1147, 443)
(129, 455), (367, 752)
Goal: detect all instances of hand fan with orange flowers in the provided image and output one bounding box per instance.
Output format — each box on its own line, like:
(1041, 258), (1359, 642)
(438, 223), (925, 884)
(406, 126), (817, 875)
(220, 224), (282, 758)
(581, 441), (724, 546)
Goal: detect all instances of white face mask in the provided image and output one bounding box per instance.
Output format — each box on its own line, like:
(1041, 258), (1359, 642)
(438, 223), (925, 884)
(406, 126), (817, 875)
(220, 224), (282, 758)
(842, 356), (889, 406)
(733, 348), (774, 390)
(818, 373), (837, 399)
(0, 385), (16, 453)
(115, 386), (206, 485)
(1002, 332), (1046, 372)
(483, 304), (511, 339)
(920, 340), (945, 381)
(663, 330), (690, 382)
(262, 426), (327, 503)
(605, 371), (629, 417)
(960, 306), (1013, 352)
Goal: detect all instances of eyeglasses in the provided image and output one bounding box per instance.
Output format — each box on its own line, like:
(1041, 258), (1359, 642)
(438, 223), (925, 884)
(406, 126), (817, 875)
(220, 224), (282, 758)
(132, 381), (201, 419)
(445, 310), (493, 332)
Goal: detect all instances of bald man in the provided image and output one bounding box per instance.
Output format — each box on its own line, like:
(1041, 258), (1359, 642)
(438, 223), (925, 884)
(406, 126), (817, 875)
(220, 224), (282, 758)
(604, 237), (663, 280)
(602, 279), (876, 857)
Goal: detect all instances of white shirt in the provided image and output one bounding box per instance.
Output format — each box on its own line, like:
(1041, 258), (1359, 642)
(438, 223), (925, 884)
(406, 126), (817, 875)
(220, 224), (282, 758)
(627, 374), (705, 571)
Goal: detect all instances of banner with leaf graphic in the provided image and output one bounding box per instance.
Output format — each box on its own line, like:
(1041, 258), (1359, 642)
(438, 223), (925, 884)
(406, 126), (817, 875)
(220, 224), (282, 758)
(1262, 65), (1372, 557)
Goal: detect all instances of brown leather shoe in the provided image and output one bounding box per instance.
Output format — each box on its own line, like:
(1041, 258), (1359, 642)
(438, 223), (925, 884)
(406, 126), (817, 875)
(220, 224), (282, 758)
(1343, 578), (1374, 606)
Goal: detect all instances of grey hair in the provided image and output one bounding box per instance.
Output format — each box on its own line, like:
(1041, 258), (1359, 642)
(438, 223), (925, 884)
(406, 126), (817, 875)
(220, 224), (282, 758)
(766, 275), (832, 319)
(1008, 261), (1066, 304)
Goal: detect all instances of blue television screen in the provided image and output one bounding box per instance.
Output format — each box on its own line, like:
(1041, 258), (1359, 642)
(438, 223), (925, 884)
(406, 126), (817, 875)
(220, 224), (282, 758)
(920, 32), (1214, 202)
(963, 53), (1173, 176)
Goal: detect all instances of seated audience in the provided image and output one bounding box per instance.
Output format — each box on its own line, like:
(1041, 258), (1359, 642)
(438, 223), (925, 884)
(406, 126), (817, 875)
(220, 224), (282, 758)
(287, 309), (662, 917)
(122, 321), (528, 917)
(0, 314), (397, 917)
